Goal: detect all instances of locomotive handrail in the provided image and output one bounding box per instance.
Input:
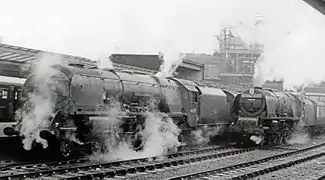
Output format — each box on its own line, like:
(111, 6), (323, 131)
(259, 117), (300, 121)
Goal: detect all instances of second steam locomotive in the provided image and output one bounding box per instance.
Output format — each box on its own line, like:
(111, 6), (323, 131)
(229, 87), (325, 145)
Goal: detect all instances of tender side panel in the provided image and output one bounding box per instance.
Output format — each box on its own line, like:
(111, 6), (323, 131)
(197, 86), (227, 125)
(223, 90), (237, 122)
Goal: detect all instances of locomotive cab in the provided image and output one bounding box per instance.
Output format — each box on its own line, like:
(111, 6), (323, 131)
(168, 78), (200, 129)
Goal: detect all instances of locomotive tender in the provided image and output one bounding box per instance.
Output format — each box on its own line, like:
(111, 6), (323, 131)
(230, 87), (325, 145)
(6, 64), (235, 156)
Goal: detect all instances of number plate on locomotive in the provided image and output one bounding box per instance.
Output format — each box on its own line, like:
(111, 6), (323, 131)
(238, 117), (258, 121)
(241, 94), (263, 98)
(238, 117), (258, 125)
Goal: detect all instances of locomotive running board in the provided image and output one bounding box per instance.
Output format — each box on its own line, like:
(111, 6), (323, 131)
(260, 117), (300, 121)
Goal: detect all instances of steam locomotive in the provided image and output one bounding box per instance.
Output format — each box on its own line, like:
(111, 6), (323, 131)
(229, 87), (325, 145)
(5, 64), (236, 157)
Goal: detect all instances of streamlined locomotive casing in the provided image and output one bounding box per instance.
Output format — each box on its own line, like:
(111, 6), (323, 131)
(116, 71), (161, 109)
(230, 86), (325, 145)
(229, 87), (302, 143)
(18, 62), (239, 156)
(18, 64), (210, 153)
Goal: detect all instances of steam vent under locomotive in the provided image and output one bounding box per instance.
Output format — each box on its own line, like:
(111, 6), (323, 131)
(229, 87), (325, 145)
(5, 63), (235, 158)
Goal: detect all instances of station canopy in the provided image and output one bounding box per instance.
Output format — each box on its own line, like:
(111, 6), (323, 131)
(303, 0), (325, 15)
(0, 43), (97, 68)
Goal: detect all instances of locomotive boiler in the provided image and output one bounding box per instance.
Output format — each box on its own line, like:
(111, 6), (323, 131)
(6, 64), (234, 157)
(229, 87), (325, 145)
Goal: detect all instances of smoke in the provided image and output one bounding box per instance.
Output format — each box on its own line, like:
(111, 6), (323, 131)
(97, 55), (113, 70)
(140, 113), (181, 156)
(190, 129), (210, 146)
(250, 135), (263, 145)
(90, 111), (181, 161)
(17, 53), (63, 150)
(155, 52), (185, 78)
(253, 20), (325, 89)
(287, 133), (311, 145)
(226, 2), (325, 89)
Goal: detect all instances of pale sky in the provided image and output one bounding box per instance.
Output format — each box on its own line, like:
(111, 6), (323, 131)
(2, 0), (325, 88)
(0, 0), (321, 60)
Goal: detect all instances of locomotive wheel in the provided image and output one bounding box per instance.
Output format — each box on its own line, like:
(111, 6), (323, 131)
(59, 139), (72, 158)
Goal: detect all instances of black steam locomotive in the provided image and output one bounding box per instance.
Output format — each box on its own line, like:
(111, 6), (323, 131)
(229, 87), (325, 145)
(6, 64), (235, 157)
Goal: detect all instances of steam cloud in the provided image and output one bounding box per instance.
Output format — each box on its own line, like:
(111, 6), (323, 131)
(155, 52), (185, 78)
(287, 133), (311, 145)
(97, 55), (114, 70)
(253, 20), (325, 89)
(228, 3), (325, 89)
(91, 101), (182, 161)
(190, 129), (210, 146)
(17, 53), (63, 150)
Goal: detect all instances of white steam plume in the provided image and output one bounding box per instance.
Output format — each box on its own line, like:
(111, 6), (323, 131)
(17, 53), (63, 150)
(97, 54), (113, 70)
(229, 4), (325, 89)
(250, 135), (263, 145)
(140, 113), (181, 156)
(155, 52), (185, 78)
(191, 129), (210, 146)
(287, 133), (310, 145)
(91, 111), (181, 161)
(253, 20), (325, 89)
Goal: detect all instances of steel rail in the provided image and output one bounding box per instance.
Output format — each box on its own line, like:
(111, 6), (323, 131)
(168, 142), (325, 180)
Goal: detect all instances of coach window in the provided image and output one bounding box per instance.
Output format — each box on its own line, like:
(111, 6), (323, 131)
(14, 91), (18, 100)
(193, 92), (198, 103)
(320, 108), (322, 117)
(2, 90), (8, 99)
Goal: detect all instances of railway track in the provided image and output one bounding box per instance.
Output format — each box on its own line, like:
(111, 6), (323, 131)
(168, 142), (325, 180)
(0, 145), (254, 179)
(0, 144), (225, 172)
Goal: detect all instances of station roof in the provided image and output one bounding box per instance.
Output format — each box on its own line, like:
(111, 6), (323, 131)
(110, 53), (163, 71)
(183, 53), (222, 65)
(0, 43), (97, 67)
(303, 0), (325, 15)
